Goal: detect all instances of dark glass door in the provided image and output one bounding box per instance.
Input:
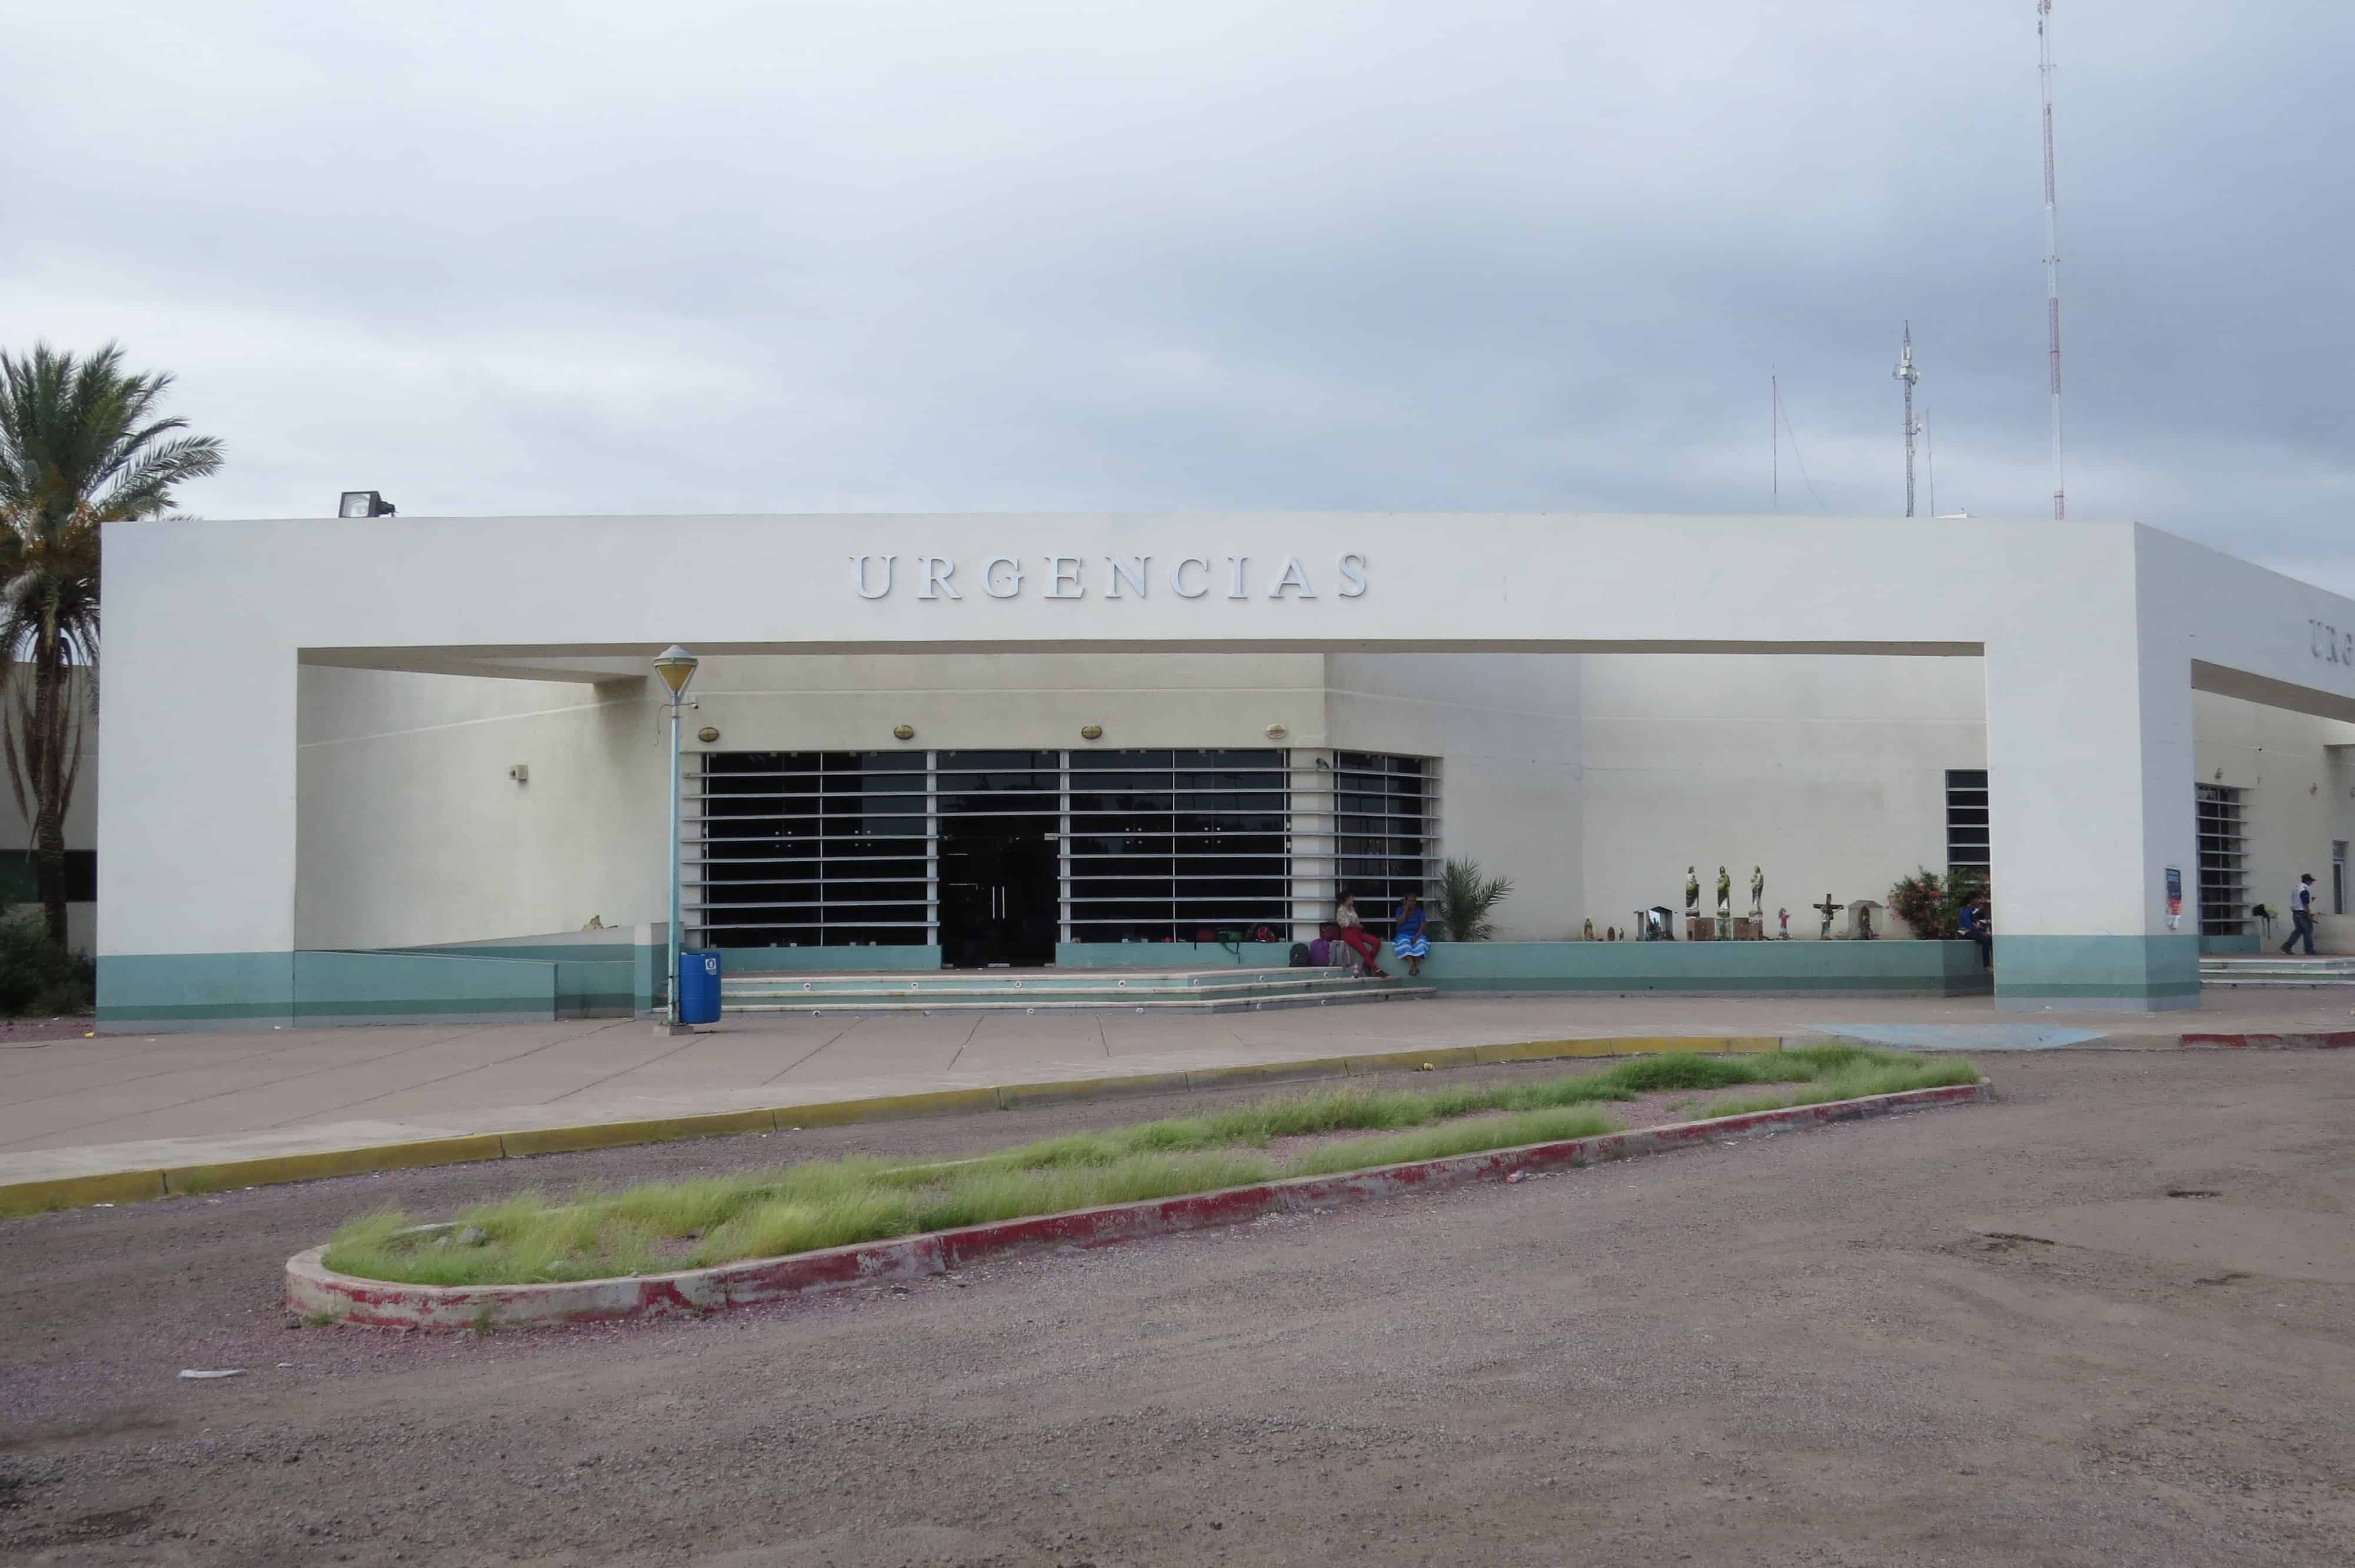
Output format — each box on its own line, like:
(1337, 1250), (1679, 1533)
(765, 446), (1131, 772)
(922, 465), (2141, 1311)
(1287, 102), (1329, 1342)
(938, 822), (1058, 967)
(936, 751), (1060, 968)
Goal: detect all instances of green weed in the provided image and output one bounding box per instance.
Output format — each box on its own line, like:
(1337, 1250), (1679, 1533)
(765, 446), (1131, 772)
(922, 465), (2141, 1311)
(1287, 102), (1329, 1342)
(1285, 1105), (1620, 1177)
(323, 1047), (1975, 1286)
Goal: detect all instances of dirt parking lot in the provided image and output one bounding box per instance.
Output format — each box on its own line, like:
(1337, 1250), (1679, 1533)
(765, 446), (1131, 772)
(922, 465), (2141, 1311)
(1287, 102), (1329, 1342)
(2, 1050), (2350, 1566)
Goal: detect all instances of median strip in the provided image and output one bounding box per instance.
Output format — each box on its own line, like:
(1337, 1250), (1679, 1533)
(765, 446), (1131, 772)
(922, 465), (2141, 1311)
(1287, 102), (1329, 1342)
(287, 1075), (1994, 1330)
(0, 1032), (1806, 1218)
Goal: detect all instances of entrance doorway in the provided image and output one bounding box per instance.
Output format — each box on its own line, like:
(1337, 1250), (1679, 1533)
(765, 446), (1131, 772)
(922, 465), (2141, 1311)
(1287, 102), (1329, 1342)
(937, 751), (1060, 968)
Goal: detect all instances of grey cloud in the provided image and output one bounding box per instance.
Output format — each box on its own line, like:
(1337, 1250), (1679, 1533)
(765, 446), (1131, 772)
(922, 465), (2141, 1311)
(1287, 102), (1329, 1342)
(4, 0), (2348, 564)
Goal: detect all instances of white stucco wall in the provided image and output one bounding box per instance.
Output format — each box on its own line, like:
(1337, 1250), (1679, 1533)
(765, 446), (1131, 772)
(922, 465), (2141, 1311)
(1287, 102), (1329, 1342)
(686, 652), (1328, 752)
(1577, 653), (1986, 938)
(296, 666), (664, 949)
(1325, 653), (1583, 939)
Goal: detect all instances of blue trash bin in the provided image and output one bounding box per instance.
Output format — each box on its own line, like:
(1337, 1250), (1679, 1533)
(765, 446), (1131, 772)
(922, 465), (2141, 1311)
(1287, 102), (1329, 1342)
(676, 950), (722, 1025)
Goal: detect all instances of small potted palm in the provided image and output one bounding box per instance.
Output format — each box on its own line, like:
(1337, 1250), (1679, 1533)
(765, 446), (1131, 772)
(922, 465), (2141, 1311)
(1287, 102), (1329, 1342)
(1434, 857), (1514, 944)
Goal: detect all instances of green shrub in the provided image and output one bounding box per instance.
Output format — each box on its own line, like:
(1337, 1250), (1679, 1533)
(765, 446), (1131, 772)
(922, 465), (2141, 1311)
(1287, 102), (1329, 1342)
(1887, 868), (1987, 941)
(0, 913), (92, 1015)
(1435, 856), (1515, 941)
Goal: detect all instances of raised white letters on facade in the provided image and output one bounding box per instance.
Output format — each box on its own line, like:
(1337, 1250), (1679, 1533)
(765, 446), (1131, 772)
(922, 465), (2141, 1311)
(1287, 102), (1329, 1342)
(851, 552), (1369, 602)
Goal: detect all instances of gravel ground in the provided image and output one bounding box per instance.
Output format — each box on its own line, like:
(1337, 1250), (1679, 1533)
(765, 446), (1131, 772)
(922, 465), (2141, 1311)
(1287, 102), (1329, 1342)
(1, 1051), (2350, 1566)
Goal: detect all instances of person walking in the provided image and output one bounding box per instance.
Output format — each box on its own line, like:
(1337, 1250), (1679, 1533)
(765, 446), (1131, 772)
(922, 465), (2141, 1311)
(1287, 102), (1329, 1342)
(2282, 873), (2319, 956)
(1392, 893), (1430, 977)
(1959, 891), (1994, 969)
(1333, 892), (1387, 977)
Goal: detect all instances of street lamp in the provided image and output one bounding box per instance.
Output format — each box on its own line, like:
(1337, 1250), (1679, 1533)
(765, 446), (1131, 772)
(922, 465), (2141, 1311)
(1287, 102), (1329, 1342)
(654, 645), (699, 1032)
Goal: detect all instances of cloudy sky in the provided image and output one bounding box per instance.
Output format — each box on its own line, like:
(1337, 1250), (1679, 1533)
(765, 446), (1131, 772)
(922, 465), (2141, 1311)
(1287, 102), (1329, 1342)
(8, 2), (2350, 580)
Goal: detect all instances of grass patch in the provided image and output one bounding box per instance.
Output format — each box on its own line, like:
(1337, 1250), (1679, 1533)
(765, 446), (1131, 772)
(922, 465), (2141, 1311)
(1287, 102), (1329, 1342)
(1697, 1057), (1979, 1121)
(1285, 1105), (1620, 1177)
(323, 1045), (1974, 1286)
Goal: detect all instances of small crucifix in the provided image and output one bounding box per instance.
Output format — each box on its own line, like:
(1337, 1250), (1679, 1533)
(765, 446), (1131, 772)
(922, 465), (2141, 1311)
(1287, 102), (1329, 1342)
(1812, 893), (1845, 939)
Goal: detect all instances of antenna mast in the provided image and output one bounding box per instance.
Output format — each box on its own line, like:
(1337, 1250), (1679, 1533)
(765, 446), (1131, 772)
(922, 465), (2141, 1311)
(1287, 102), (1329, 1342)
(2039, 0), (2066, 519)
(1923, 407), (1938, 520)
(1893, 324), (1921, 517)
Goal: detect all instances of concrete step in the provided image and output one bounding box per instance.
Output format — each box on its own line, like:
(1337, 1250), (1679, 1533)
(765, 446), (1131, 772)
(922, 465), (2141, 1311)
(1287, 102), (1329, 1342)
(2200, 958), (2355, 978)
(722, 984), (1438, 1016)
(2195, 970), (2355, 984)
(2195, 951), (2355, 965)
(712, 962), (1437, 1014)
(724, 972), (1381, 1005)
(722, 965), (1332, 994)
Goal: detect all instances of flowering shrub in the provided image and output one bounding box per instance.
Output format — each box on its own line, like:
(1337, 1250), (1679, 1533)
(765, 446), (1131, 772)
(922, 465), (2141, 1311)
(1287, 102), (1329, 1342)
(1887, 867), (1988, 940)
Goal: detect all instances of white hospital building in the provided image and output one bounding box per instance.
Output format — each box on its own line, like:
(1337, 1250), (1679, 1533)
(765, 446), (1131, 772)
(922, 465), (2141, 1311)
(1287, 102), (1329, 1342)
(86, 513), (2355, 1029)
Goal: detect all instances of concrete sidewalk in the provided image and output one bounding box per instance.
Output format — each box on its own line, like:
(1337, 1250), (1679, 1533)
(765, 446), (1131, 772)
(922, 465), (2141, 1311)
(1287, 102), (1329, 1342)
(4, 991), (2347, 1203)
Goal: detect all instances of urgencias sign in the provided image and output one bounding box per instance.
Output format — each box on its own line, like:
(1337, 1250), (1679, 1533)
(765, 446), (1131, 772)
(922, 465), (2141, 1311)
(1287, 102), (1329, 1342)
(851, 553), (1368, 602)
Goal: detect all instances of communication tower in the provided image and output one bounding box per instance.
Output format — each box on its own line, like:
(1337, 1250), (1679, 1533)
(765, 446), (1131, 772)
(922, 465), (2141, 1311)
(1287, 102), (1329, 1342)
(1893, 324), (1921, 517)
(2039, 1), (2067, 519)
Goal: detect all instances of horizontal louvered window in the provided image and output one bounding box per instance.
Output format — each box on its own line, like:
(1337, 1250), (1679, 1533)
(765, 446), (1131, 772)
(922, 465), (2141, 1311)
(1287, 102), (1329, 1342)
(686, 752), (931, 948)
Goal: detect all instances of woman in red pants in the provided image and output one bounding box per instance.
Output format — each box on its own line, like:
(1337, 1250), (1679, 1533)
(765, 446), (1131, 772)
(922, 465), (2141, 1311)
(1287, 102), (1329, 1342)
(1334, 892), (1387, 976)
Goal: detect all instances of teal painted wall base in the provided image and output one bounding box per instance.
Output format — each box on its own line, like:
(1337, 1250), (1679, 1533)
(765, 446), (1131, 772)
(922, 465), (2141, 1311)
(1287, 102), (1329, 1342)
(98, 951), (298, 1031)
(98, 949), (572, 1031)
(1057, 941), (1301, 969)
(1992, 934), (2201, 1012)
(2198, 934), (2259, 955)
(1411, 939), (1992, 996)
(394, 942), (651, 1016)
(95, 932), (2200, 1026)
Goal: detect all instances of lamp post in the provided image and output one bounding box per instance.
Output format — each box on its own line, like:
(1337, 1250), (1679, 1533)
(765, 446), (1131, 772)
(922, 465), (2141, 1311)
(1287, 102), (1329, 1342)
(653, 645), (699, 1032)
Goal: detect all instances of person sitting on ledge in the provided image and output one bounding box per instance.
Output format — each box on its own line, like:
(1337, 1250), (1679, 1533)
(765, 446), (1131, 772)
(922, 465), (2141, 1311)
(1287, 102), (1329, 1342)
(1959, 892), (1993, 969)
(1392, 893), (1430, 977)
(1334, 892), (1387, 977)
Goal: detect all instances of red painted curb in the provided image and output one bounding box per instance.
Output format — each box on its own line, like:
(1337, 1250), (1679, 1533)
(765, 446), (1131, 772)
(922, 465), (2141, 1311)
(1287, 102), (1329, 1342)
(2176, 1026), (2355, 1050)
(287, 1079), (1993, 1330)
(2181, 1031), (2355, 1051)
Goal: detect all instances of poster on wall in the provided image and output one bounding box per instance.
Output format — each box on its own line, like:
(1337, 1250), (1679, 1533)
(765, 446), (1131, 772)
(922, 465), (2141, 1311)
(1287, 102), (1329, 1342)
(2165, 866), (2182, 930)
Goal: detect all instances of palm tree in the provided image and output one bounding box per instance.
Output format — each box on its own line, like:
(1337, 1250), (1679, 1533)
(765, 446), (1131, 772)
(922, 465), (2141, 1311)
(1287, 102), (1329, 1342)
(0, 344), (224, 946)
(1434, 856), (1514, 942)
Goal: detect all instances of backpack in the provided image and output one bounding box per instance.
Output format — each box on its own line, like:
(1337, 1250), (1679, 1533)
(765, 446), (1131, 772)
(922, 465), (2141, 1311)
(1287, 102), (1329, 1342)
(1288, 942), (1311, 968)
(1308, 938), (1334, 966)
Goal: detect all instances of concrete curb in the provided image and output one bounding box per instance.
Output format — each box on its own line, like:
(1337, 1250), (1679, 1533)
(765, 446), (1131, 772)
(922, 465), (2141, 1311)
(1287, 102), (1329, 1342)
(0, 1033), (1799, 1218)
(286, 1078), (1994, 1330)
(2180, 1031), (2355, 1050)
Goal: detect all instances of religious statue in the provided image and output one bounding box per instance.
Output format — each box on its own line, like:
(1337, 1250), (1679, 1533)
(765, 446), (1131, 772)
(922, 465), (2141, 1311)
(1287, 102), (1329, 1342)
(1749, 866), (1764, 916)
(1582, 918), (1596, 941)
(1856, 904), (1876, 940)
(1777, 906), (1790, 939)
(1813, 893), (1845, 939)
(1715, 865), (1732, 919)
(1685, 866), (1700, 915)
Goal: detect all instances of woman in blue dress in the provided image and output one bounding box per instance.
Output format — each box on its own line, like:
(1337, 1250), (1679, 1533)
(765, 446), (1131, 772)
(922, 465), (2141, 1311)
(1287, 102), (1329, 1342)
(1392, 893), (1431, 976)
